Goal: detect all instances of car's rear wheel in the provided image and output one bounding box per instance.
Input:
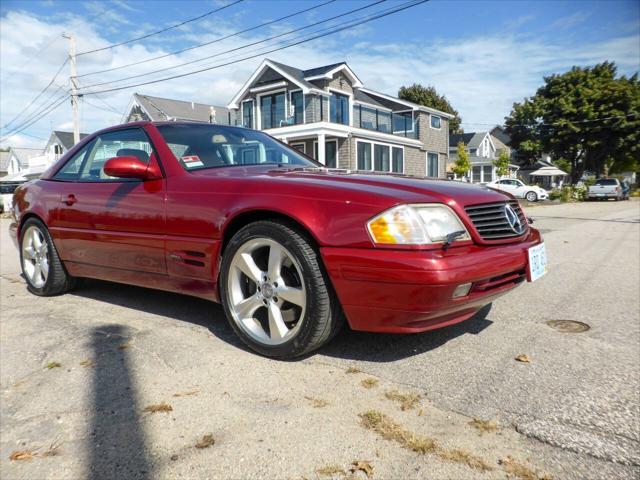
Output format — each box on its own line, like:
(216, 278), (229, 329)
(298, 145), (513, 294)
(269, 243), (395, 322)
(220, 220), (344, 359)
(20, 218), (78, 296)
(525, 191), (538, 202)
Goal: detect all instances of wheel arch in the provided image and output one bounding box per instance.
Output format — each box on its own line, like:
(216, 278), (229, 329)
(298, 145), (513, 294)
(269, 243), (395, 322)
(18, 212), (46, 240)
(220, 209), (320, 257)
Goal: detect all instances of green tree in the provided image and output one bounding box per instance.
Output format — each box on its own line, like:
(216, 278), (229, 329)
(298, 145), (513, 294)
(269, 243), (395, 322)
(505, 62), (640, 182)
(398, 83), (463, 133)
(452, 141), (471, 178)
(493, 150), (510, 178)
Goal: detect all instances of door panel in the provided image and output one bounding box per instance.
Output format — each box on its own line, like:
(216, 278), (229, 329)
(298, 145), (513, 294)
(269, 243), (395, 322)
(50, 127), (167, 274)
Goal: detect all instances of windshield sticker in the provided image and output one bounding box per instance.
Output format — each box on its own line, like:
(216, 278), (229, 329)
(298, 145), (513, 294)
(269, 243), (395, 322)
(182, 155), (204, 168)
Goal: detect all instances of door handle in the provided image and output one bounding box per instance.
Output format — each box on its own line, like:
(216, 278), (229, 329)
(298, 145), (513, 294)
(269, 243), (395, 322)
(63, 194), (77, 206)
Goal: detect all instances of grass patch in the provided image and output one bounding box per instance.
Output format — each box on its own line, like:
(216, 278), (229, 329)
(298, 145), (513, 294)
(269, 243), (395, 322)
(384, 389), (421, 410)
(45, 362), (61, 369)
(315, 465), (345, 476)
(345, 366), (362, 374)
(173, 389), (199, 397)
(359, 410), (494, 472)
(143, 402), (173, 414)
(195, 434), (215, 449)
(469, 418), (498, 435)
(304, 396), (329, 408)
(499, 456), (552, 480)
(360, 378), (378, 389)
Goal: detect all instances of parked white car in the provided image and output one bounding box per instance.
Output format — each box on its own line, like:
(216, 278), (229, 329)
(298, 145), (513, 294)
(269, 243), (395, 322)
(487, 179), (548, 202)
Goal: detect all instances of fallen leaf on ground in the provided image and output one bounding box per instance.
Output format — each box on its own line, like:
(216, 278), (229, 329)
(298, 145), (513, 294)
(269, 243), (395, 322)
(195, 434), (215, 449)
(173, 390), (199, 397)
(117, 342), (131, 350)
(350, 460), (374, 477)
(9, 449), (36, 461)
(143, 403), (173, 414)
(79, 360), (94, 367)
(360, 378), (378, 389)
(304, 396), (329, 408)
(515, 354), (531, 363)
(45, 362), (61, 369)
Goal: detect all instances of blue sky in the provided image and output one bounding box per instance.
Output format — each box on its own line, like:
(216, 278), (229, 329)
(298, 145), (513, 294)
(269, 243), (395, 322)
(1, 0), (638, 147)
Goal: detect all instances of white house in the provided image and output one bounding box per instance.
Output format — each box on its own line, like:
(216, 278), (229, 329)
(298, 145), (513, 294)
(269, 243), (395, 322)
(448, 131), (519, 183)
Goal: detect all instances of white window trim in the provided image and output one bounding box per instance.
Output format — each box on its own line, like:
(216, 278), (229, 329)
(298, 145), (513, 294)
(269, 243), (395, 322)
(240, 99), (255, 129)
(356, 139), (404, 174)
(429, 114), (442, 130)
(249, 81), (287, 93)
(290, 142), (306, 154)
(328, 88), (353, 127)
(312, 138), (338, 167)
(289, 89), (305, 125)
(426, 152), (439, 178)
(256, 88), (287, 130)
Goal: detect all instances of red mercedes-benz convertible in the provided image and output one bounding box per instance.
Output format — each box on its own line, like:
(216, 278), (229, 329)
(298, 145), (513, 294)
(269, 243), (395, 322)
(10, 122), (547, 358)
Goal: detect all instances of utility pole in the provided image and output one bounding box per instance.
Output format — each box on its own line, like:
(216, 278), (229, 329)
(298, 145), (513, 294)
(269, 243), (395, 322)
(62, 33), (80, 145)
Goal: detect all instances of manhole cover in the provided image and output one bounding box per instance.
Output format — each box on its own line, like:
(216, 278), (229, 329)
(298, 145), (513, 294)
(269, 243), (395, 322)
(546, 320), (590, 333)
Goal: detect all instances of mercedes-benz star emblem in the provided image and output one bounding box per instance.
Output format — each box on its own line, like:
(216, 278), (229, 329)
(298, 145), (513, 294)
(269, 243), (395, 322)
(504, 204), (525, 234)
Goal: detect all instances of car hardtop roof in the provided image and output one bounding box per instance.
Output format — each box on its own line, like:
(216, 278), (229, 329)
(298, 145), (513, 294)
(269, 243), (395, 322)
(90, 120), (244, 137)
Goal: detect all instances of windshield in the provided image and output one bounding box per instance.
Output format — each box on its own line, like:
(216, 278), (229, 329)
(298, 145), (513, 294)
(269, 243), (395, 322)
(594, 179), (618, 186)
(156, 124), (320, 171)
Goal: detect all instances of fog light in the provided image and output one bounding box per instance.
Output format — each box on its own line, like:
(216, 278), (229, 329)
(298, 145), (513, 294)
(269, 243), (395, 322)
(452, 283), (472, 298)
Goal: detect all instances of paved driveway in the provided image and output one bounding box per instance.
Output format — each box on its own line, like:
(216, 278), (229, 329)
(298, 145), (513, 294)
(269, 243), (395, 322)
(1, 199), (639, 479)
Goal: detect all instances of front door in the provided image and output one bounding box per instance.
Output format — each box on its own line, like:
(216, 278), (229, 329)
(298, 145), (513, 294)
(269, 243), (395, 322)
(49, 127), (167, 274)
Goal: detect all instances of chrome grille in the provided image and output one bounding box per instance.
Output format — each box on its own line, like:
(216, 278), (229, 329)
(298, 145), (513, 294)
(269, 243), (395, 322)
(464, 201), (528, 240)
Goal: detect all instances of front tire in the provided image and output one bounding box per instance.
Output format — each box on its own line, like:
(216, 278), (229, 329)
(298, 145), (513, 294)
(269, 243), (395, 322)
(219, 221), (344, 359)
(20, 218), (78, 296)
(525, 191), (538, 202)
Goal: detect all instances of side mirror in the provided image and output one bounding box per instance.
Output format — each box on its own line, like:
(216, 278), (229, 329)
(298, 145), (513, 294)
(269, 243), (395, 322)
(103, 156), (152, 180)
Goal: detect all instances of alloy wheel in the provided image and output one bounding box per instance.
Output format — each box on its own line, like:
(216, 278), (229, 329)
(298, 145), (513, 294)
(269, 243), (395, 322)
(226, 238), (306, 346)
(21, 225), (49, 288)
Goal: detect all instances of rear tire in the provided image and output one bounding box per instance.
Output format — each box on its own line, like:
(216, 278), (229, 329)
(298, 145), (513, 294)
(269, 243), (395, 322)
(525, 191), (538, 202)
(20, 218), (78, 296)
(220, 220), (344, 359)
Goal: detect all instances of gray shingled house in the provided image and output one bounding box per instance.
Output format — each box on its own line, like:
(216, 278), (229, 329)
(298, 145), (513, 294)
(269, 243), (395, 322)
(226, 59), (453, 177)
(123, 93), (233, 125)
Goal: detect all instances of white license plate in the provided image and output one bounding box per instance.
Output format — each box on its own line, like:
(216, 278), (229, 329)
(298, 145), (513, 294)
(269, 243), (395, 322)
(527, 243), (548, 282)
(596, 193), (604, 197)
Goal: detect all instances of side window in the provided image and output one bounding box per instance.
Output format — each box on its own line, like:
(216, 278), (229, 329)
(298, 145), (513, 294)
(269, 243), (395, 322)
(79, 128), (153, 182)
(53, 143), (92, 181)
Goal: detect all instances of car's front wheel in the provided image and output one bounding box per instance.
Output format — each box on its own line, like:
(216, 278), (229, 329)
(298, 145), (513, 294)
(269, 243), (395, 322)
(525, 191), (538, 202)
(20, 218), (78, 296)
(220, 220), (344, 359)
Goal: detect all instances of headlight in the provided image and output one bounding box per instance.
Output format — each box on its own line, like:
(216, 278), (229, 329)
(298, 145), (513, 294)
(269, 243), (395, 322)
(367, 204), (470, 245)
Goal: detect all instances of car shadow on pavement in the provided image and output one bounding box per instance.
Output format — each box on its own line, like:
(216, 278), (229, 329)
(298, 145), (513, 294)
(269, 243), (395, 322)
(318, 305), (494, 362)
(72, 280), (493, 363)
(88, 324), (151, 480)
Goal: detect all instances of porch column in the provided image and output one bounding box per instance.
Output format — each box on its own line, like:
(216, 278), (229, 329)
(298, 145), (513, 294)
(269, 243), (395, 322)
(317, 133), (325, 165)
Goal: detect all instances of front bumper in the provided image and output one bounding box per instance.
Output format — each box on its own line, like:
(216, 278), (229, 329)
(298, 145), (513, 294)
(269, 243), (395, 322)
(321, 228), (543, 333)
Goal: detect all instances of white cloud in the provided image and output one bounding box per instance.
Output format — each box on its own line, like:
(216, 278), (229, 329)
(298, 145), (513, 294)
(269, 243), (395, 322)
(551, 11), (592, 30)
(1, 7), (638, 149)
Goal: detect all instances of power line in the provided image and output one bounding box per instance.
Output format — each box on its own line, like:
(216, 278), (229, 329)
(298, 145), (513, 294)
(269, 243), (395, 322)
(0, 95), (70, 143)
(77, 0), (337, 78)
(1, 58), (68, 131)
(76, 0), (245, 56)
(78, 0), (427, 96)
(78, 0), (387, 90)
(461, 113), (639, 129)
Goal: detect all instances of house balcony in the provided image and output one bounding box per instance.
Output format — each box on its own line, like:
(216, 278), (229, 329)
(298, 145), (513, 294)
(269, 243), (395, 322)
(353, 105), (418, 139)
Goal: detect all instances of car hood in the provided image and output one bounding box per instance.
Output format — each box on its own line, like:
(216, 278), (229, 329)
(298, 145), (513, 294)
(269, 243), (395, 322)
(192, 166), (511, 207)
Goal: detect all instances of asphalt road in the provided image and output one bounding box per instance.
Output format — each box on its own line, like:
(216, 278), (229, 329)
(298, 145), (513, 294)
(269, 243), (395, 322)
(1, 199), (639, 480)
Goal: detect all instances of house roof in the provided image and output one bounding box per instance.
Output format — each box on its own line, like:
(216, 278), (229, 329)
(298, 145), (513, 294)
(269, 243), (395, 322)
(490, 125), (511, 145)
(132, 93), (232, 123)
(9, 147), (42, 168)
(450, 132), (487, 149)
(0, 151), (10, 173)
(50, 131), (89, 151)
(267, 60), (317, 91)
